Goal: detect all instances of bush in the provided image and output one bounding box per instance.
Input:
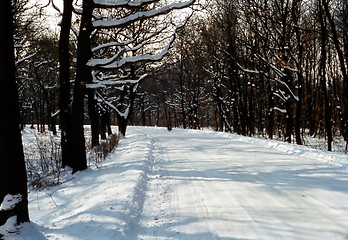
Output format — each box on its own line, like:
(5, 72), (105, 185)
(23, 129), (62, 190)
(23, 127), (120, 189)
(88, 133), (120, 168)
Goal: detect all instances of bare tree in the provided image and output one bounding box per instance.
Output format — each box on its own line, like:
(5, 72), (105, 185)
(69, 0), (196, 172)
(59, 0), (74, 168)
(0, 0), (29, 228)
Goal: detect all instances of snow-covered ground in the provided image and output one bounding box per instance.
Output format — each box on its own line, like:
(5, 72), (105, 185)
(4, 126), (348, 239)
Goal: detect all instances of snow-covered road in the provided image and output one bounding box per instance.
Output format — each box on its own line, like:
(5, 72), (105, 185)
(14, 127), (348, 239)
(137, 127), (348, 240)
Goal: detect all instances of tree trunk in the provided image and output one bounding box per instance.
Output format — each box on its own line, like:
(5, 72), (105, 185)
(100, 109), (107, 140)
(71, 0), (94, 173)
(87, 89), (99, 147)
(179, 60), (187, 129)
(267, 80), (274, 139)
(0, 0), (29, 225)
(106, 109), (112, 135)
(117, 115), (128, 137)
(59, 0), (73, 168)
(319, 4), (333, 151)
(285, 98), (294, 143)
(292, 0), (303, 145)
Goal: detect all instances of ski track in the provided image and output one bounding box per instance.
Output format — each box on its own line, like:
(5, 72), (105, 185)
(21, 126), (348, 240)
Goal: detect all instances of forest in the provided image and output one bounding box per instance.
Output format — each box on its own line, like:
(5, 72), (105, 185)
(0, 0), (347, 230)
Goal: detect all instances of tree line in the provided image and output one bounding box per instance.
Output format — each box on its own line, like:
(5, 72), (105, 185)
(131, 0), (348, 152)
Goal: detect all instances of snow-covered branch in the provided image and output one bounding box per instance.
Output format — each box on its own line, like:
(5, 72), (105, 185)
(89, 47), (124, 67)
(33, 59), (54, 68)
(96, 91), (131, 119)
(273, 92), (286, 102)
(94, 0), (159, 8)
(272, 78), (299, 101)
(235, 61), (260, 74)
(273, 107), (287, 114)
(15, 53), (36, 67)
(88, 34), (176, 69)
(88, 73), (148, 88)
(91, 39), (135, 53)
(93, 0), (195, 29)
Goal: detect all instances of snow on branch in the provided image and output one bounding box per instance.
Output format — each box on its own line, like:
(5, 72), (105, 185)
(91, 39), (135, 53)
(88, 34), (176, 69)
(89, 41), (149, 67)
(284, 66), (299, 73)
(33, 59), (54, 68)
(273, 92), (286, 102)
(255, 54), (299, 102)
(90, 25), (168, 67)
(87, 73), (148, 88)
(15, 53), (36, 67)
(273, 107), (287, 114)
(235, 61), (260, 74)
(256, 54), (286, 78)
(272, 78), (299, 101)
(93, 0), (195, 29)
(96, 91), (130, 119)
(94, 0), (159, 8)
(88, 47), (124, 67)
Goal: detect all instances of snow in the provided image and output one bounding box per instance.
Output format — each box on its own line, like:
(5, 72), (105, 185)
(0, 216), (19, 237)
(0, 194), (22, 211)
(7, 127), (348, 239)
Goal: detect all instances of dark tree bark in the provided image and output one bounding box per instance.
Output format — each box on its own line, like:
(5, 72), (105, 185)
(179, 59), (187, 129)
(319, 4), (333, 151)
(87, 89), (99, 147)
(266, 80), (274, 139)
(71, 0), (94, 173)
(105, 109), (112, 136)
(322, 0), (348, 146)
(292, 0), (303, 145)
(117, 115), (128, 137)
(140, 96), (146, 126)
(343, 1), (348, 149)
(117, 84), (136, 137)
(59, 0), (73, 168)
(278, 2), (294, 143)
(0, 0), (29, 226)
(100, 109), (107, 140)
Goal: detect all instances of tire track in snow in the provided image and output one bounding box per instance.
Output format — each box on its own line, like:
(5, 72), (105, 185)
(138, 135), (179, 240)
(124, 136), (156, 240)
(148, 132), (222, 239)
(124, 132), (178, 240)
